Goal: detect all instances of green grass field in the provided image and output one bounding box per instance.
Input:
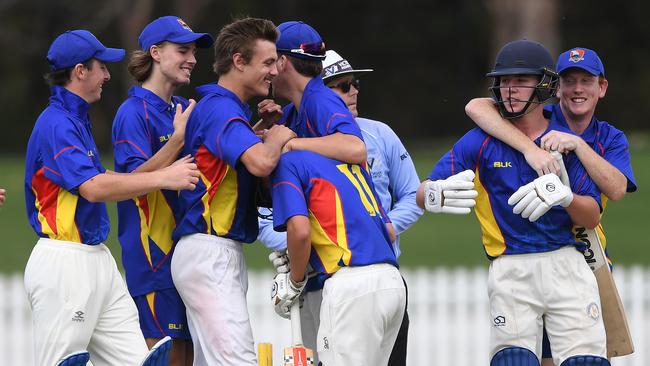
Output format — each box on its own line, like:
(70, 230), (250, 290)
(1, 135), (648, 273)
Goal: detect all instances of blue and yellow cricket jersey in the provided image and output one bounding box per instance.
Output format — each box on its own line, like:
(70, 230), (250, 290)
(271, 150), (397, 287)
(428, 121), (602, 259)
(172, 83), (261, 243)
(112, 86), (189, 296)
(25, 86), (109, 245)
(547, 104), (637, 264)
(279, 77), (363, 140)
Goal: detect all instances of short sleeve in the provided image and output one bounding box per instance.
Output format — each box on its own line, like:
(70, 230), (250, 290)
(112, 105), (152, 172)
(602, 128), (637, 192)
(41, 120), (101, 192)
(213, 119), (261, 167)
(305, 93), (362, 139)
(270, 156), (309, 231)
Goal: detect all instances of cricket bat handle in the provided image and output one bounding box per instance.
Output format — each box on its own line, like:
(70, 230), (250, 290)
(290, 302), (304, 346)
(550, 151), (570, 186)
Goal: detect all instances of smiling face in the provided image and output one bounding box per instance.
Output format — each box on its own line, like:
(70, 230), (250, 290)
(81, 59), (110, 103)
(326, 74), (359, 117)
(153, 41), (197, 86)
(558, 68), (607, 123)
(498, 74), (539, 114)
(241, 39), (278, 99)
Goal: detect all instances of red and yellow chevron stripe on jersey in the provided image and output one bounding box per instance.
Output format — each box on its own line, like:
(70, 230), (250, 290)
(194, 145), (238, 236)
(31, 167), (81, 243)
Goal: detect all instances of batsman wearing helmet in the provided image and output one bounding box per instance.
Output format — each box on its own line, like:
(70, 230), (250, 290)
(416, 40), (609, 366)
(465, 47), (637, 365)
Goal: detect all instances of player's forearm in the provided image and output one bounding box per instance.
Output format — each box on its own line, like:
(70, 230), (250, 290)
(465, 98), (539, 155)
(574, 141), (627, 201)
(258, 218), (288, 251)
(565, 194), (601, 229)
(415, 182), (428, 209)
(290, 134), (367, 164)
(387, 193), (424, 234)
(78, 171), (166, 202)
(241, 140), (286, 177)
(132, 135), (184, 173)
(286, 216), (311, 283)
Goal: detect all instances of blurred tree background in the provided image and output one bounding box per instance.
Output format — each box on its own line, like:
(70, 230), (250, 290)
(1, 0), (648, 155)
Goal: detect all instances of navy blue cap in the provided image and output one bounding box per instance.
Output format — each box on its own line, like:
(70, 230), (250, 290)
(556, 47), (605, 77)
(47, 30), (125, 71)
(139, 16), (214, 51)
(276, 21), (326, 61)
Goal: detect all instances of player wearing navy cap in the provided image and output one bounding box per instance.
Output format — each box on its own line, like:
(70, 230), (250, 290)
(264, 21), (367, 165)
(112, 16), (213, 366)
(169, 18), (295, 366)
(259, 50), (422, 366)
(24, 30), (199, 366)
(418, 40), (609, 366)
(270, 149), (406, 366)
(465, 46), (636, 366)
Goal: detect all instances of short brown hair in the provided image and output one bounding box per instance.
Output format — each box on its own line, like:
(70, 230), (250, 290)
(43, 59), (94, 87)
(212, 17), (278, 76)
(128, 49), (154, 82)
(287, 57), (323, 78)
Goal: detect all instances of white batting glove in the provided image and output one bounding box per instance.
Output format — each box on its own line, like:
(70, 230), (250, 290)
(271, 272), (306, 319)
(508, 173), (574, 222)
(424, 170), (478, 214)
(268, 250), (289, 274)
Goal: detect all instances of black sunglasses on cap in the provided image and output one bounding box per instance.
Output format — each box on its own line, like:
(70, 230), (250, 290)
(329, 79), (360, 93)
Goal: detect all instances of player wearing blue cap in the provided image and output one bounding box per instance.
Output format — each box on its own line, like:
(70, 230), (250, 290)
(24, 30), (199, 366)
(265, 21), (367, 165)
(260, 49), (422, 366)
(418, 40), (609, 366)
(169, 18), (296, 366)
(465, 47), (636, 366)
(112, 16), (214, 366)
(269, 149), (406, 366)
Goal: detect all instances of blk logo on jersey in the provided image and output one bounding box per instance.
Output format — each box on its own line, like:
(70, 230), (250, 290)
(168, 323), (184, 330)
(159, 133), (172, 142)
(493, 161), (512, 168)
(493, 315), (506, 326)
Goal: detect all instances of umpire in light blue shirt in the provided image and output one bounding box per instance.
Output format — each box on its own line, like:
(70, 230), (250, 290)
(258, 49), (422, 366)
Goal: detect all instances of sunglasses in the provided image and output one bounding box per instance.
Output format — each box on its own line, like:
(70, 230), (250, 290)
(329, 78), (360, 93)
(278, 42), (326, 58)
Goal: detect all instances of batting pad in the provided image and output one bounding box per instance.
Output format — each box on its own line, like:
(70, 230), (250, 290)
(56, 351), (90, 366)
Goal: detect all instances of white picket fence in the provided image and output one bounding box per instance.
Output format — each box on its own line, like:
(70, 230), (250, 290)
(2, 267), (649, 365)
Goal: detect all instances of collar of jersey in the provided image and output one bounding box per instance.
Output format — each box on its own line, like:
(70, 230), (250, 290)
(196, 83), (250, 112)
(549, 104), (599, 144)
(129, 86), (175, 113)
(49, 85), (91, 121)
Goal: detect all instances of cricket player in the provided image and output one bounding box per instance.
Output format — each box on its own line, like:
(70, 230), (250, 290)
(262, 21), (367, 165)
(0, 187), (5, 207)
(169, 18), (296, 366)
(270, 149), (406, 366)
(417, 40), (609, 366)
(24, 29), (199, 366)
(260, 49), (422, 365)
(112, 16), (213, 366)
(465, 47), (637, 366)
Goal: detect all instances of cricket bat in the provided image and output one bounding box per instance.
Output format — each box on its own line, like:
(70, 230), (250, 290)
(284, 302), (314, 366)
(553, 151), (634, 357)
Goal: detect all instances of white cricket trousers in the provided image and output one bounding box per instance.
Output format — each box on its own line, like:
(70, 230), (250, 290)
(488, 246), (607, 365)
(171, 233), (256, 366)
(24, 238), (148, 366)
(317, 263), (406, 366)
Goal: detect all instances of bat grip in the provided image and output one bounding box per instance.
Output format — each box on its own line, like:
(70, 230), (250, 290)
(290, 301), (304, 346)
(550, 150), (570, 186)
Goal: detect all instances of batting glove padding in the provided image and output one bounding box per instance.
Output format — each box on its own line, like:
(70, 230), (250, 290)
(424, 170), (478, 214)
(269, 250), (289, 274)
(271, 272), (306, 319)
(508, 173), (574, 222)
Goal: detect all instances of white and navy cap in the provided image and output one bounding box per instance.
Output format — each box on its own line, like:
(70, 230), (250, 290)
(321, 50), (373, 81)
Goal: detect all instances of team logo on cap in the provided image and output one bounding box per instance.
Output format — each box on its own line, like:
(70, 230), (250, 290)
(177, 18), (192, 31)
(569, 49), (585, 63)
